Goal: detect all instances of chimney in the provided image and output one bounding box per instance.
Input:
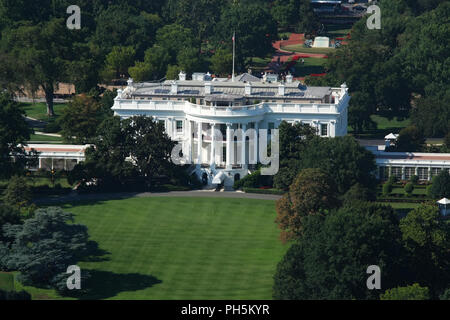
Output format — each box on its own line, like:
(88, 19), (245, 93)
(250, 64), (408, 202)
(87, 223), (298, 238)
(127, 78), (134, 87)
(278, 83), (285, 96)
(245, 82), (252, 95)
(179, 71), (186, 81)
(171, 81), (178, 94)
(286, 74), (293, 83)
(205, 82), (213, 95)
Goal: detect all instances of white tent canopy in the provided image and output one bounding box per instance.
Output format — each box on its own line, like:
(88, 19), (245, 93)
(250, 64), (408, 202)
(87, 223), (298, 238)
(384, 133), (399, 140)
(437, 198), (450, 205)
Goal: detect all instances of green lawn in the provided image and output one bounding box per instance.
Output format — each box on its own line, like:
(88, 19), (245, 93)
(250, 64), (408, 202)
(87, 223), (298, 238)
(371, 115), (411, 131)
(20, 102), (68, 121)
(29, 134), (63, 143)
(0, 272), (14, 292)
(281, 45), (334, 54)
(391, 187), (427, 195)
(19, 197), (286, 300)
(293, 58), (327, 77)
(350, 114), (411, 139)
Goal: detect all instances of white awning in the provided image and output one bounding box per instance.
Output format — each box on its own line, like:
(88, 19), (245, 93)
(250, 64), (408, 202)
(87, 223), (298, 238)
(384, 133), (398, 140)
(212, 171), (226, 184)
(437, 198), (450, 205)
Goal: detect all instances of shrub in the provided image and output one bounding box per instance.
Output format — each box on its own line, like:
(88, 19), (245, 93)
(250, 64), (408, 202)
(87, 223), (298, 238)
(440, 288), (450, 300)
(233, 170), (273, 190)
(428, 170), (450, 199)
(382, 182), (392, 196)
(388, 175), (397, 185)
(380, 283), (430, 300)
(0, 289), (31, 300)
(404, 182), (414, 196)
(410, 175), (419, 184)
(243, 187), (285, 195)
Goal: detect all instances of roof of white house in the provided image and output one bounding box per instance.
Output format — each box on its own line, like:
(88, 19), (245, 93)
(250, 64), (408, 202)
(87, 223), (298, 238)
(23, 144), (91, 157)
(438, 198), (450, 205)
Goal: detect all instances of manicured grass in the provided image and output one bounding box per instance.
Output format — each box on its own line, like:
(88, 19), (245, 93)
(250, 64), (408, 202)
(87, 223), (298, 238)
(350, 114), (411, 138)
(377, 202), (421, 210)
(371, 115), (411, 131)
(20, 102), (68, 121)
(0, 272), (14, 292)
(21, 197), (286, 300)
(391, 187), (427, 195)
(281, 45), (334, 54)
(293, 58), (327, 77)
(29, 134), (63, 143)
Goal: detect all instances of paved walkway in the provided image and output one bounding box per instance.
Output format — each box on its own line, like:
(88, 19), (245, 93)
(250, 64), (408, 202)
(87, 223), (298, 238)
(34, 190), (283, 205)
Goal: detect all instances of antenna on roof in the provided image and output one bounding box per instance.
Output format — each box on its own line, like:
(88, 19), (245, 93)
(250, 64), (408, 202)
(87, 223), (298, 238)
(232, 31), (236, 82)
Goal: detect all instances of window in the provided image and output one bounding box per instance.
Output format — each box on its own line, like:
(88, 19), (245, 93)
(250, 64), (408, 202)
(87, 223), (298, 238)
(405, 167), (415, 180)
(391, 167), (402, 179)
(418, 167), (428, 180)
(268, 122), (275, 134)
(320, 123), (328, 136)
(159, 120), (165, 128)
(431, 168), (442, 177)
(176, 120), (183, 133)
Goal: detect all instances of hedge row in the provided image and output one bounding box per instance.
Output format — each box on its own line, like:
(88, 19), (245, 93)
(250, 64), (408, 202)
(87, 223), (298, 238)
(243, 187), (285, 195)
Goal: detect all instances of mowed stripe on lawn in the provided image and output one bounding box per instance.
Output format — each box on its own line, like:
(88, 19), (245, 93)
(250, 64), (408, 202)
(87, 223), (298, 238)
(62, 196), (286, 300)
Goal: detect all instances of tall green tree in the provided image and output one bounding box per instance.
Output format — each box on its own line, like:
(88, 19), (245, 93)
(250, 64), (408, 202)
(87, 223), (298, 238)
(0, 93), (34, 178)
(1, 18), (75, 116)
(399, 203), (450, 297)
(275, 168), (338, 242)
(215, 2), (277, 71)
(274, 202), (406, 300)
(59, 94), (108, 144)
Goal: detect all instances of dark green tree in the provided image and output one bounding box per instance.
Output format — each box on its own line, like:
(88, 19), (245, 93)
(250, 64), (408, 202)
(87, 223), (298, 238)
(59, 94), (107, 144)
(428, 170), (450, 199)
(395, 125), (425, 152)
(275, 168), (338, 242)
(399, 203), (450, 297)
(0, 93), (34, 178)
(274, 202), (406, 300)
(2, 207), (90, 292)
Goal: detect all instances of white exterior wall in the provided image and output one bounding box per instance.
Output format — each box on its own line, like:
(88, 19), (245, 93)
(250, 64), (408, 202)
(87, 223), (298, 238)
(112, 86), (350, 187)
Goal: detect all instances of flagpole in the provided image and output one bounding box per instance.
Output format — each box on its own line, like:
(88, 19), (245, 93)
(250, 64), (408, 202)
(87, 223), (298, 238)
(232, 31), (235, 82)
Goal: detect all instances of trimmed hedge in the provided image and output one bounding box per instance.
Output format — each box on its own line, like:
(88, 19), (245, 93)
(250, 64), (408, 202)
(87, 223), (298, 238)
(243, 187), (285, 195)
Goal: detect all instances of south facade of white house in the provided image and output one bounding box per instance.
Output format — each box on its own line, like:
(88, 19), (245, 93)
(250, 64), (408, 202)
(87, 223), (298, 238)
(111, 71), (350, 187)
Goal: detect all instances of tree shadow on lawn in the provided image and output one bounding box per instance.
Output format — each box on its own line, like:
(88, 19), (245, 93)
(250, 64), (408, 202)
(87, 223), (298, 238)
(68, 270), (162, 300)
(81, 240), (111, 263)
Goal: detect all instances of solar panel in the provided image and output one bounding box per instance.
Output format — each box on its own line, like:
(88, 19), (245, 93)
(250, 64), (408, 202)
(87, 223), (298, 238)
(154, 89), (170, 94)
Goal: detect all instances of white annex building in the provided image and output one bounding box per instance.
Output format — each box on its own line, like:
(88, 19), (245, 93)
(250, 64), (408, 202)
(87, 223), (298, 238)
(112, 71), (350, 187)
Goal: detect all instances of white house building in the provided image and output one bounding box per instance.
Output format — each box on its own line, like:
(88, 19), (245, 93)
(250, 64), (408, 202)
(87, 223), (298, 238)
(112, 71), (350, 187)
(24, 144), (90, 171)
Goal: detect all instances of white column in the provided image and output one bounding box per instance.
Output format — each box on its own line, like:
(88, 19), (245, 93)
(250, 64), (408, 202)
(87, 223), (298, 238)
(210, 123), (215, 167)
(428, 166), (432, 181)
(188, 120), (193, 164)
(241, 123), (247, 169)
(39, 158), (42, 169)
(197, 122), (202, 166)
(254, 121), (259, 165)
(330, 121), (336, 137)
(226, 123), (232, 170)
